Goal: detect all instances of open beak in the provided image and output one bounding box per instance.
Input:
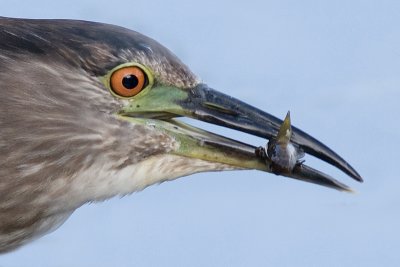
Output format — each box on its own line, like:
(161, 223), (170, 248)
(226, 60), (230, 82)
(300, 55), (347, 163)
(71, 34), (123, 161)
(120, 83), (362, 191)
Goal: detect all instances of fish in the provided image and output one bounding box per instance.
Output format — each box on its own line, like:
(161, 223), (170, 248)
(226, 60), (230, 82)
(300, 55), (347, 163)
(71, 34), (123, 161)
(256, 111), (304, 174)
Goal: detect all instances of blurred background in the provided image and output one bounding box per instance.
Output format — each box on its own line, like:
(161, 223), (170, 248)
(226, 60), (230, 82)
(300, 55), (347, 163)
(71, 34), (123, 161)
(1, 0), (399, 266)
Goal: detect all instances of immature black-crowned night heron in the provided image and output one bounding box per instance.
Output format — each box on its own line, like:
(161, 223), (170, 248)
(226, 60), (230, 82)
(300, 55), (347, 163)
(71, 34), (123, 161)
(0, 17), (362, 252)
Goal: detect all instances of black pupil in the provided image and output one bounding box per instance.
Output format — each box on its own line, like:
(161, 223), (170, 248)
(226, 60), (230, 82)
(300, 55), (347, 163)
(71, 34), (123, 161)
(122, 75), (139, 89)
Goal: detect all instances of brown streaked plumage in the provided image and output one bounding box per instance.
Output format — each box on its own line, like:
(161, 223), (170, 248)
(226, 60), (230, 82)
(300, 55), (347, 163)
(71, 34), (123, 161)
(0, 17), (362, 253)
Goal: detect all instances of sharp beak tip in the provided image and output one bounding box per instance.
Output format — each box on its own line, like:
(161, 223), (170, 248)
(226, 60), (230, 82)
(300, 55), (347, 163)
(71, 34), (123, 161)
(355, 174), (364, 183)
(344, 165), (363, 183)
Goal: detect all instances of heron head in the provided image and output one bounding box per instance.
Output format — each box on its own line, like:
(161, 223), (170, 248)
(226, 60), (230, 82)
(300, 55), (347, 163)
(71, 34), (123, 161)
(0, 18), (362, 207)
(0, 17), (364, 253)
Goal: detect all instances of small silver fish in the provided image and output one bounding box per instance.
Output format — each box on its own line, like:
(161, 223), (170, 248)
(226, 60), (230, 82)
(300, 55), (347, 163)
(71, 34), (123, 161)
(256, 111), (304, 174)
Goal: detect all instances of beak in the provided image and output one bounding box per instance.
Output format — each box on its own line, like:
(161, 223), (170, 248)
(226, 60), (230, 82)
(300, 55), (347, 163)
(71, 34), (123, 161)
(120, 83), (362, 191)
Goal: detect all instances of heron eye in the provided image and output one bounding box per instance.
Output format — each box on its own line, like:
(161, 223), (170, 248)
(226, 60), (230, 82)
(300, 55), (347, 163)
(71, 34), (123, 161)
(110, 66), (147, 97)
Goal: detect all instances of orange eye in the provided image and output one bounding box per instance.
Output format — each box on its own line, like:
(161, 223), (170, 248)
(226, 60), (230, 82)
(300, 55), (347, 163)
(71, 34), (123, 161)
(110, 66), (147, 97)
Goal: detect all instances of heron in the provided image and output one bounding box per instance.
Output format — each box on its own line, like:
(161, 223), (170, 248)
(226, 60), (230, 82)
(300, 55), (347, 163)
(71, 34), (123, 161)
(0, 17), (362, 253)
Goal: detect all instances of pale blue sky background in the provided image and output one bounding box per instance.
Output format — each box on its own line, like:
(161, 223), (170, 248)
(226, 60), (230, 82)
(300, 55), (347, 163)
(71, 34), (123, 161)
(1, 0), (399, 266)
